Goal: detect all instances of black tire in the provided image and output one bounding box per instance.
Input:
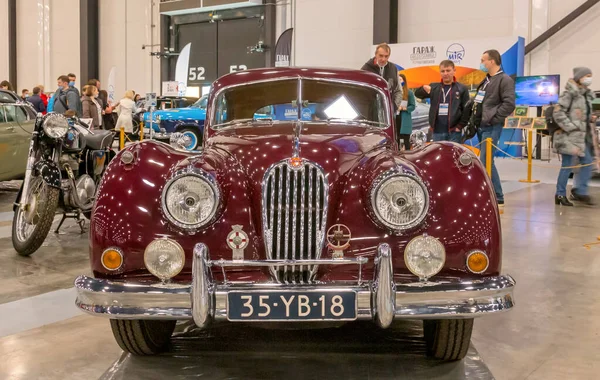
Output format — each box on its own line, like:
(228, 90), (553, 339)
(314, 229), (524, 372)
(110, 319), (176, 355)
(179, 127), (201, 151)
(423, 319), (473, 361)
(12, 179), (60, 257)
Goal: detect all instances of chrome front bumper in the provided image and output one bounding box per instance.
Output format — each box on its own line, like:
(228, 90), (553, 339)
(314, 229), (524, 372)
(75, 244), (516, 328)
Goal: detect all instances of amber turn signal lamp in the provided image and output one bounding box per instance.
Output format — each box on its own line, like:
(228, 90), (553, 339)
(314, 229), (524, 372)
(466, 251), (489, 274)
(101, 248), (123, 271)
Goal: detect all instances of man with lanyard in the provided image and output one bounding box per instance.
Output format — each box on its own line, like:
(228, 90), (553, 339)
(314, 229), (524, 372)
(415, 60), (470, 142)
(472, 49), (515, 208)
(361, 43), (403, 112)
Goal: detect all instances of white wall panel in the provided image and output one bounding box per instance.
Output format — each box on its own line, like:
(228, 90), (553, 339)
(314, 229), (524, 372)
(398, 0), (513, 43)
(99, 0), (159, 101)
(294, 0), (373, 69)
(99, 0), (127, 101)
(49, 0), (79, 87)
(16, 0), (42, 92)
(546, 2), (600, 85)
(0, 0), (9, 82)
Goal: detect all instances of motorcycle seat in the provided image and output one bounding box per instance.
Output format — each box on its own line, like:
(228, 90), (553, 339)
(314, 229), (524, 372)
(85, 130), (114, 150)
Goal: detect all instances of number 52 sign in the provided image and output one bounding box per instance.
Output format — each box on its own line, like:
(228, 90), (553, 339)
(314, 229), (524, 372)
(188, 65), (248, 82)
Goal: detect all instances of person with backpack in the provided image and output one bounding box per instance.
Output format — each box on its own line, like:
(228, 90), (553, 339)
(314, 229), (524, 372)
(553, 67), (596, 206)
(52, 75), (82, 116)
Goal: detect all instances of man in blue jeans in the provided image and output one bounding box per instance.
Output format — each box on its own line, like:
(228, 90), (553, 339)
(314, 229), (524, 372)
(472, 50), (516, 207)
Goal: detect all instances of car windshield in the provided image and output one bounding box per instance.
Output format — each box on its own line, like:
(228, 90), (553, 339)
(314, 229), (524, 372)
(191, 95), (208, 109)
(211, 79), (388, 129)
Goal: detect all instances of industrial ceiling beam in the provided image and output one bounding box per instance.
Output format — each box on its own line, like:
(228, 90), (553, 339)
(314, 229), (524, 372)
(525, 0), (600, 55)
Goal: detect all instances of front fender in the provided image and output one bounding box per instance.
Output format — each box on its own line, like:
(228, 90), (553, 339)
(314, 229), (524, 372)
(13, 160), (61, 211)
(34, 160), (61, 188)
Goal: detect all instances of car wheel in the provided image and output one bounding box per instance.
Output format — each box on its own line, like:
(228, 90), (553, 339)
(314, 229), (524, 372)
(110, 319), (176, 355)
(179, 127), (201, 151)
(423, 319), (473, 361)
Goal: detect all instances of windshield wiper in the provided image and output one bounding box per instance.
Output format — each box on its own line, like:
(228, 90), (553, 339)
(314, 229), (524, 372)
(213, 118), (254, 128)
(213, 117), (277, 129)
(325, 118), (387, 127)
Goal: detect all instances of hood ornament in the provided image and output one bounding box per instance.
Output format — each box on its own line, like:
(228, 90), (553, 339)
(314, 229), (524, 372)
(289, 121), (303, 169)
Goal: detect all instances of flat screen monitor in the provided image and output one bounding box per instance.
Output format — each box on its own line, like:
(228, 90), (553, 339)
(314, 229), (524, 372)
(515, 75), (560, 106)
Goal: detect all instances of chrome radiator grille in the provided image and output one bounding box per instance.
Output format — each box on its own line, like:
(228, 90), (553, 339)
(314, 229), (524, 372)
(262, 160), (328, 283)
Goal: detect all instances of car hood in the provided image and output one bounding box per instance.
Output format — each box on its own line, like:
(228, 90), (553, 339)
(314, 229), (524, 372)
(206, 122), (392, 183)
(198, 123), (398, 243)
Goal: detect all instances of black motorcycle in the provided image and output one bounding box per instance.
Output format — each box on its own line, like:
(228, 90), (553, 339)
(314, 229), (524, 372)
(12, 113), (115, 256)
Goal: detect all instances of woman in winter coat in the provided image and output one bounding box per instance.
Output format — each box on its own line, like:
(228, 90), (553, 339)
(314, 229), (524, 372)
(115, 90), (136, 133)
(396, 73), (416, 150)
(81, 85), (102, 129)
(553, 67), (596, 206)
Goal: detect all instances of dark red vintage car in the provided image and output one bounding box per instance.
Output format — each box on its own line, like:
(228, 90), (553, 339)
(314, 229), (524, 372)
(75, 67), (515, 361)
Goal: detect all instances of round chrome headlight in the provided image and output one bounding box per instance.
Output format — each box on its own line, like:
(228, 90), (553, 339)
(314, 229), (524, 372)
(162, 171), (219, 229)
(43, 114), (69, 138)
(371, 173), (428, 230)
(144, 238), (185, 281)
(404, 235), (445, 280)
(410, 130), (427, 148)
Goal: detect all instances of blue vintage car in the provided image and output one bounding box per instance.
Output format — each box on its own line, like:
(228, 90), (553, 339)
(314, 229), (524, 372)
(143, 95), (208, 151)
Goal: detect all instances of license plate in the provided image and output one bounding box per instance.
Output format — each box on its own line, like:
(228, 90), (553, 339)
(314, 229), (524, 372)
(227, 291), (357, 321)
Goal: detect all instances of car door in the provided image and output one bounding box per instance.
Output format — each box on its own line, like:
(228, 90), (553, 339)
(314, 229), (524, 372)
(0, 104), (17, 178)
(12, 104), (34, 178)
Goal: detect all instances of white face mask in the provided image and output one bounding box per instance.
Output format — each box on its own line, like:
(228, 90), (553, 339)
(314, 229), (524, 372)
(581, 77), (593, 87)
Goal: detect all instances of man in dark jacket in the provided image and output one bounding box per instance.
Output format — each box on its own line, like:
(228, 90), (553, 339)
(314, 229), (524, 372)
(414, 60), (470, 142)
(28, 87), (46, 114)
(53, 75), (82, 116)
(474, 49), (516, 207)
(361, 43), (403, 111)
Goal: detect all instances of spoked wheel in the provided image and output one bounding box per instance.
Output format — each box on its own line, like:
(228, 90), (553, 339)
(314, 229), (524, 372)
(110, 319), (176, 355)
(12, 176), (60, 256)
(180, 128), (201, 151)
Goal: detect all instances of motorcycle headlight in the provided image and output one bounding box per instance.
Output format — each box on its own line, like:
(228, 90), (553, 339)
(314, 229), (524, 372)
(370, 172), (428, 231)
(43, 114), (69, 138)
(404, 235), (445, 280)
(161, 170), (219, 229)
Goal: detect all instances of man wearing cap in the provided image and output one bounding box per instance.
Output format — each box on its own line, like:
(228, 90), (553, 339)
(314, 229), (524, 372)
(553, 66), (596, 206)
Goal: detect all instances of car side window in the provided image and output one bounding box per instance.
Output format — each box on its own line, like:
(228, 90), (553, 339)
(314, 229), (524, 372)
(15, 106), (28, 123)
(0, 106), (6, 123)
(4, 105), (17, 122)
(0, 92), (16, 102)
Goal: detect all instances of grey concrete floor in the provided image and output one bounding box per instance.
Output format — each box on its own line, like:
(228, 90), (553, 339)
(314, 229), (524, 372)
(0, 180), (598, 379)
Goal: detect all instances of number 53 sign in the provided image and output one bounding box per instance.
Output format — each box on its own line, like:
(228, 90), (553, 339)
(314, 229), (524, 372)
(189, 65), (248, 82)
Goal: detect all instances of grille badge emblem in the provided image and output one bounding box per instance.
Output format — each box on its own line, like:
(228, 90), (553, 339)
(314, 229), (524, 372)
(227, 225), (248, 261)
(327, 224), (351, 259)
(289, 156), (303, 169)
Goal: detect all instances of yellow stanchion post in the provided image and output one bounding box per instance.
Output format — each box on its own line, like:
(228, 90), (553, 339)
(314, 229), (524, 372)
(139, 121), (144, 141)
(519, 128), (540, 183)
(120, 127), (125, 150)
(485, 137), (492, 177)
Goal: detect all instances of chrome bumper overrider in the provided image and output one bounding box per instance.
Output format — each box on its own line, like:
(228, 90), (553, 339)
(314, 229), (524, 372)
(75, 244), (515, 328)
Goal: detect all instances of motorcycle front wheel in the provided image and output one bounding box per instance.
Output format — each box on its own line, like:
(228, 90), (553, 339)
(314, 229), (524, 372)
(12, 176), (60, 256)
